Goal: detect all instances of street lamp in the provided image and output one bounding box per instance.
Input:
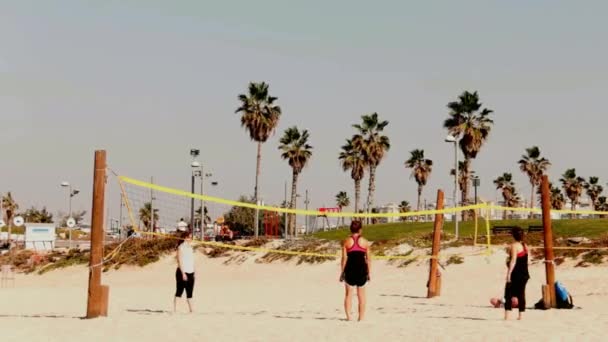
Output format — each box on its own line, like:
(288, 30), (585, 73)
(190, 160), (200, 236)
(304, 189), (310, 234)
(194, 166), (216, 240)
(61, 181), (79, 249)
(445, 134), (459, 240)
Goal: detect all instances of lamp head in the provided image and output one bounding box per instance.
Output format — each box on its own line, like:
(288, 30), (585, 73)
(61, 181), (70, 187)
(444, 134), (457, 143)
(191, 161), (201, 168)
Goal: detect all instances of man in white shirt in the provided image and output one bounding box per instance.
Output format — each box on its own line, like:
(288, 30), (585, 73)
(177, 218), (188, 232)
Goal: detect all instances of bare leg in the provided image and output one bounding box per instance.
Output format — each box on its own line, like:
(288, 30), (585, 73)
(173, 297), (178, 313)
(344, 284), (353, 321)
(504, 310), (509, 320)
(186, 299), (194, 313)
(357, 286), (366, 321)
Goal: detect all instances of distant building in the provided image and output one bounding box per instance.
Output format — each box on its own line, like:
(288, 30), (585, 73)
(377, 203), (400, 223)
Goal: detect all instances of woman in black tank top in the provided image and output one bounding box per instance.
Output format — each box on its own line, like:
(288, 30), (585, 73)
(504, 227), (530, 320)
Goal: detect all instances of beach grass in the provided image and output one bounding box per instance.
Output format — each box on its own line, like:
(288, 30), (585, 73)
(312, 218), (608, 242)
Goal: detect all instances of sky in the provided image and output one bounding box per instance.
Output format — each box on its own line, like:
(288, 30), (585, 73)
(1, 0), (607, 224)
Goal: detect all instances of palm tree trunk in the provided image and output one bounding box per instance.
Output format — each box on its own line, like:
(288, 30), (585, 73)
(254, 142), (262, 201)
(530, 183), (535, 218)
(368, 165), (377, 225)
(354, 178), (361, 214)
(7, 211), (13, 244)
(417, 185), (422, 222)
(461, 158), (471, 221)
(571, 199), (576, 219)
(502, 194), (507, 220)
(290, 169), (298, 238)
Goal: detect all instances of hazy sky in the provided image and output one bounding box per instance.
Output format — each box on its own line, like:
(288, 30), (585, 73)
(1, 1), (607, 223)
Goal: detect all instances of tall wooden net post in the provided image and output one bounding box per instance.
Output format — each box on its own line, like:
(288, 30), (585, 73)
(540, 175), (557, 308)
(86, 150), (109, 318)
(427, 189), (444, 298)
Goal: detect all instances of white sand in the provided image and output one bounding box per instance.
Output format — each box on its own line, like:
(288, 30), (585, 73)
(1, 247), (607, 342)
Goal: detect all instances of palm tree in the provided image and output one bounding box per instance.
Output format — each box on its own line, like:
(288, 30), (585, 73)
(339, 138), (366, 213)
(405, 149), (433, 213)
(450, 161), (473, 201)
(596, 197), (608, 217)
(235, 82), (282, 203)
(353, 113), (390, 221)
(559, 169), (586, 215)
(537, 182), (567, 210)
(398, 201), (411, 222)
(518, 146), (551, 211)
(494, 173), (516, 220)
(22, 207), (54, 223)
(444, 91), (494, 219)
(550, 186), (566, 210)
(335, 191), (350, 228)
(279, 126), (313, 237)
(536, 182), (566, 210)
(138, 202), (159, 232)
(584, 177), (603, 210)
(195, 205), (211, 229)
(1, 192), (19, 243)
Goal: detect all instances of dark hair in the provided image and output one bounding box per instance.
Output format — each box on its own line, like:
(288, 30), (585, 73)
(511, 227), (524, 242)
(177, 230), (192, 247)
(350, 220), (362, 234)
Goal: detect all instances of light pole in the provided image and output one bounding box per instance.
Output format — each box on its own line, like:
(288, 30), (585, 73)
(194, 164), (215, 240)
(190, 148), (200, 236)
(445, 134), (459, 240)
(283, 181), (287, 237)
(61, 181), (79, 249)
(190, 160), (200, 236)
(295, 193), (302, 238)
(304, 189), (310, 234)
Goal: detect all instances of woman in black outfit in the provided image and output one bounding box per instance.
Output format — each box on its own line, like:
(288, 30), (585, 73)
(504, 227), (530, 320)
(340, 220), (371, 321)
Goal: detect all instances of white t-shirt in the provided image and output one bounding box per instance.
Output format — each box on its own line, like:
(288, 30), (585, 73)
(177, 220), (188, 231)
(178, 242), (195, 274)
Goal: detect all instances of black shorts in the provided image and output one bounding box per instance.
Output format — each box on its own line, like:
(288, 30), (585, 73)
(345, 273), (368, 287)
(175, 268), (195, 299)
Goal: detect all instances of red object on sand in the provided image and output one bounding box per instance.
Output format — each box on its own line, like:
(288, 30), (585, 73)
(511, 297), (519, 308)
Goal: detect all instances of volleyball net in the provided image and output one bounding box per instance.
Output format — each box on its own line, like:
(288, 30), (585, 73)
(116, 175), (608, 261)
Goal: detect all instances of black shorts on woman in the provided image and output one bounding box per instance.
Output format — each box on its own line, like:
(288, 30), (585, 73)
(175, 267), (195, 299)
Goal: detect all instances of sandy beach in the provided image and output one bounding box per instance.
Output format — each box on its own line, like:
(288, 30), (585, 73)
(1, 246), (607, 342)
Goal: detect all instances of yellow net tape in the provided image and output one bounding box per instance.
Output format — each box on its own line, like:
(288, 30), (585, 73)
(116, 175), (608, 261)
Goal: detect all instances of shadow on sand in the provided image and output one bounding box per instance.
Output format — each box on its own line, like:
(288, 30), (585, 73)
(379, 294), (426, 299)
(0, 314), (82, 319)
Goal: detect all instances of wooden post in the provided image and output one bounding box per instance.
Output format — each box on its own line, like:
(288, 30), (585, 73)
(427, 189), (444, 298)
(540, 175), (557, 308)
(473, 209), (478, 246)
(86, 150), (109, 318)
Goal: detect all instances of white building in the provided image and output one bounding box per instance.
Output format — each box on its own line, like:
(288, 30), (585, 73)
(377, 203), (400, 223)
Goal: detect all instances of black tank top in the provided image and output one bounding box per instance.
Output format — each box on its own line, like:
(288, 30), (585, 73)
(511, 243), (530, 281)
